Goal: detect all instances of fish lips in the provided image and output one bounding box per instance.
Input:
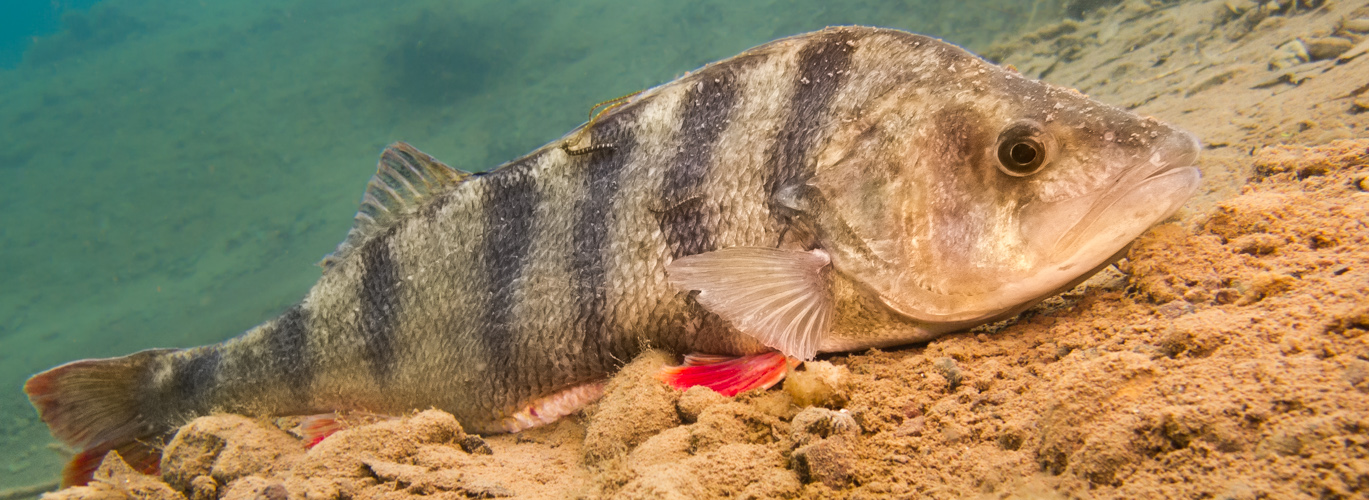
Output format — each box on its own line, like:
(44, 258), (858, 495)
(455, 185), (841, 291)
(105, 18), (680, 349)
(1023, 130), (1202, 265)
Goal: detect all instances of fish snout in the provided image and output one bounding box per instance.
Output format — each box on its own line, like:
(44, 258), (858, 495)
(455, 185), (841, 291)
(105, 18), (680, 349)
(1144, 129), (1201, 179)
(1020, 127), (1202, 263)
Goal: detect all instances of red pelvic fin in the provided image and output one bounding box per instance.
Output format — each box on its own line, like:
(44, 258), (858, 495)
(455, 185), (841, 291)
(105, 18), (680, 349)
(656, 351), (795, 397)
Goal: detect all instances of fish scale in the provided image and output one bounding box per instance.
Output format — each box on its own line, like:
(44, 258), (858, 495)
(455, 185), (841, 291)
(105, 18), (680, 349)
(25, 26), (1202, 487)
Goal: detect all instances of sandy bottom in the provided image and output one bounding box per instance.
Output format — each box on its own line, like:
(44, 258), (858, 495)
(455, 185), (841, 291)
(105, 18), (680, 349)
(17, 0), (1369, 498)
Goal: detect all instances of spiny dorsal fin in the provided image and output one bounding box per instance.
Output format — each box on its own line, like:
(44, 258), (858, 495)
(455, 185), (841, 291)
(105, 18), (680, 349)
(320, 142), (471, 269)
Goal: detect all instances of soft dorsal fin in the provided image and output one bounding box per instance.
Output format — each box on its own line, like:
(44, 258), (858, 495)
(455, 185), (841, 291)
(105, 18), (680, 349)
(667, 247), (835, 360)
(320, 143), (471, 269)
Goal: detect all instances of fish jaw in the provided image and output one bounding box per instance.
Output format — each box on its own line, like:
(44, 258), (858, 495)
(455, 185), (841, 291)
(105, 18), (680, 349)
(825, 127), (1202, 332)
(980, 130), (1203, 314)
(1021, 129), (1202, 262)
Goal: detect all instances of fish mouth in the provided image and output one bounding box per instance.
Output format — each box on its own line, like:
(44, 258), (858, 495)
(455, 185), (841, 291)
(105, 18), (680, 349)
(1026, 130), (1202, 263)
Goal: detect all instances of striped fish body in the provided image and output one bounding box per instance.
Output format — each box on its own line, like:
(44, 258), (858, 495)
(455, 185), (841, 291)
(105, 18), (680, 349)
(127, 28), (870, 433)
(27, 26), (1201, 485)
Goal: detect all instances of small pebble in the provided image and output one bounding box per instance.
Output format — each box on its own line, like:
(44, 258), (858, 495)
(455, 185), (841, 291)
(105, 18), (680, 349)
(1353, 174), (1369, 192)
(1183, 288), (1212, 303)
(895, 416), (926, 437)
(933, 357), (962, 391)
(791, 437), (856, 488)
(1269, 39), (1308, 69)
(1353, 95), (1369, 112)
(1343, 18), (1369, 34)
(1158, 300), (1195, 318)
(1304, 37), (1354, 60)
(1225, 0), (1257, 14)
(790, 407), (859, 446)
(1213, 288), (1241, 304)
(459, 435), (493, 455)
(785, 360), (850, 408)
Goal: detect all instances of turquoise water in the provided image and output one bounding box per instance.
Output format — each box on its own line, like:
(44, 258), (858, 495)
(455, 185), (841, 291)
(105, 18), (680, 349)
(0, 0), (1075, 488)
(0, 1), (103, 68)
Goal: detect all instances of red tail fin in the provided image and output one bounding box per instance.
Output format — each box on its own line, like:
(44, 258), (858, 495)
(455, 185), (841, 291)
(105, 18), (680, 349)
(62, 438), (164, 487)
(25, 349), (174, 486)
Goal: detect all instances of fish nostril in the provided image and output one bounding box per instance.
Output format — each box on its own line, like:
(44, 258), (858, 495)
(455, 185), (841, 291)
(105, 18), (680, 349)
(1144, 131), (1201, 174)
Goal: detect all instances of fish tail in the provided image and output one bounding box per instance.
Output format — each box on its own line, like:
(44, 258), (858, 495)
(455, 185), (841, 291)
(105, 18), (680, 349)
(61, 440), (163, 489)
(24, 348), (177, 486)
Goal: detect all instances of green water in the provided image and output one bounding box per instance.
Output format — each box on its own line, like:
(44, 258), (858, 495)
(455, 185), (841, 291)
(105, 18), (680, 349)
(0, 0), (1075, 487)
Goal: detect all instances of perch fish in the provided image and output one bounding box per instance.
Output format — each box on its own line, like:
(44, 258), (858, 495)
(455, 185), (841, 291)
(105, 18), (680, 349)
(26, 26), (1201, 485)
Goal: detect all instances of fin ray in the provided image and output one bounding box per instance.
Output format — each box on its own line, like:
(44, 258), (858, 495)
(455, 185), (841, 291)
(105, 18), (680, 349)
(667, 247), (835, 360)
(498, 382), (607, 433)
(25, 349), (172, 486)
(656, 352), (793, 396)
(65, 439), (164, 487)
(295, 411), (393, 447)
(320, 143), (471, 269)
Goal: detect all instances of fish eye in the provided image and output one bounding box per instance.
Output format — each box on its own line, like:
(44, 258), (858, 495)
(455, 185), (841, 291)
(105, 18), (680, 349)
(995, 121), (1053, 177)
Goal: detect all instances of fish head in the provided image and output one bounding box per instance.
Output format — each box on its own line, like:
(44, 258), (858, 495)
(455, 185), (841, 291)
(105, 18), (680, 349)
(806, 43), (1201, 331)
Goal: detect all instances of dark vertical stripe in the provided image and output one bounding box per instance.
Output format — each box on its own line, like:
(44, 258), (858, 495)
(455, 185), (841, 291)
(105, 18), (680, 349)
(573, 105), (642, 377)
(170, 346), (221, 408)
(658, 67), (742, 258)
(358, 231), (400, 380)
(765, 30), (857, 231)
(267, 304), (313, 397)
(481, 168), (541, 380)
(655, 67), (746, 354)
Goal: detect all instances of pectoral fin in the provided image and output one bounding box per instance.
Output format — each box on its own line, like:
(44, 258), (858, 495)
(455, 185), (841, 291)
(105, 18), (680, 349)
(667, 247), (834, 360)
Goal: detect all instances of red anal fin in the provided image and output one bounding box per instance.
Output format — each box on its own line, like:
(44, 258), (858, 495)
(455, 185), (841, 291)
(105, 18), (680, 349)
(64, 437), (164, 487)
(498, 382), (607, 433)
(656, 351), (795, 397)
(298, 413), (344, 448)
(296, 411), (394, 448)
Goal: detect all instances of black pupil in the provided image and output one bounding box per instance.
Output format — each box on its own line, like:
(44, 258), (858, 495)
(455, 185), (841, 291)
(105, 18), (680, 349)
(1010, 142), (1037, 165)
